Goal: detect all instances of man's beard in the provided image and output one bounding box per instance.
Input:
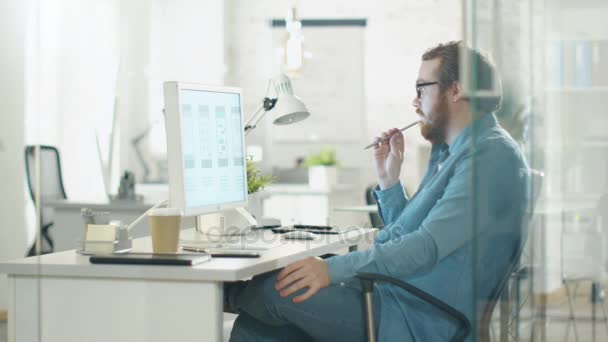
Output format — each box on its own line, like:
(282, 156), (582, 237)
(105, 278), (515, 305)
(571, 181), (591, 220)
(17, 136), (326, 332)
(418, 94), (449, 144)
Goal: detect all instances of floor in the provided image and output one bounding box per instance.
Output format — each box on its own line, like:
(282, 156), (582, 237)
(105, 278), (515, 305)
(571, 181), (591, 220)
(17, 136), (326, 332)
(487, 287), (608, 342)
(1, 295), (607, 342)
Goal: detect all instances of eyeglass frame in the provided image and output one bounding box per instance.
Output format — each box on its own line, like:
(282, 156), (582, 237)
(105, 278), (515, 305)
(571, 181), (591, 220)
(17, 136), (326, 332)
(415, 81), (439, 99)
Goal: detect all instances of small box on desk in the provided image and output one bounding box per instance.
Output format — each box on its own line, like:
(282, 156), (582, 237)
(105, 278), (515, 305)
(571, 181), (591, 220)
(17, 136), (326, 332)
(77, 224), (132, 255)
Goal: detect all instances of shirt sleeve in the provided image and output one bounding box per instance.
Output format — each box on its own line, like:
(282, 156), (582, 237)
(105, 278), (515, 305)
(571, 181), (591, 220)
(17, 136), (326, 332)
(373, 182), (408, 226)
(326, 228), (438, 285)
(326, 144), (525, 285)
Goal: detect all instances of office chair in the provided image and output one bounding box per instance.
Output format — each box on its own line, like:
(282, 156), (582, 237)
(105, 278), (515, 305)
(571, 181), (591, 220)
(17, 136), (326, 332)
(356, 169), (543, 342)
(24, 145), (68, 256)
(365, 185), (384, 228)
(497, 169), (544, 341)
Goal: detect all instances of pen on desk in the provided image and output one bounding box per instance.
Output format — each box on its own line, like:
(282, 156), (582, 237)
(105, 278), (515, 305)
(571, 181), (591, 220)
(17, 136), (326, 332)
(363, 120), (422, 150)
(251, 225), (282, 230)
(182, 244), (269, 252)
(182, 246), (207, 253)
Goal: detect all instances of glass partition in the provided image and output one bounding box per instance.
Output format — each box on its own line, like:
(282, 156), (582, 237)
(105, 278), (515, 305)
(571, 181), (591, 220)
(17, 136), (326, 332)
(466, 0), (608, 340)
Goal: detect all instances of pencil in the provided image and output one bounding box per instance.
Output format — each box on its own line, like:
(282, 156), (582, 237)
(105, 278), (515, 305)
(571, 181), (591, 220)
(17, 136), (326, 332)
(363, 120), (422, 150)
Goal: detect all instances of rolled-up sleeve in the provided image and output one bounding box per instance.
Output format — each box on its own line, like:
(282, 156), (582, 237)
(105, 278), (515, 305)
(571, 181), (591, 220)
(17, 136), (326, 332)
(373, 183), (408, 226)
(326, 229), (438, 285)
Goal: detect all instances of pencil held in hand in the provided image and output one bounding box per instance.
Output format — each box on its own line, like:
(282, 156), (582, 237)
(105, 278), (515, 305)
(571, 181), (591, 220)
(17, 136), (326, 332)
(364, 121), (422, 150)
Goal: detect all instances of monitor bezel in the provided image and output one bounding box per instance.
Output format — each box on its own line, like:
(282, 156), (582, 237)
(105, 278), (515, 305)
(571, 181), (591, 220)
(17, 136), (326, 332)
(164, 81), (249, 217)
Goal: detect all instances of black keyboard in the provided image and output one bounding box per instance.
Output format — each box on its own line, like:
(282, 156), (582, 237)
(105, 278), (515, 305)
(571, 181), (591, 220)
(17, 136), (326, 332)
(293, 224), (333, 230)
(272, 225), (339, 235)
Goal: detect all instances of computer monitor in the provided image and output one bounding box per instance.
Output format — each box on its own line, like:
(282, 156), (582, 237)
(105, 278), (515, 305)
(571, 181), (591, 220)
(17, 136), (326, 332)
(164, 82), (256, 234)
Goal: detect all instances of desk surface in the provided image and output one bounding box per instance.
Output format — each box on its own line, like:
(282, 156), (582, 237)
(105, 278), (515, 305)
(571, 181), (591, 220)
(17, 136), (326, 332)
(333, 204), (378, 213)
(46, 199), (154, 211)
(266, 183), (355, 195)
(0, 228), (376, 282)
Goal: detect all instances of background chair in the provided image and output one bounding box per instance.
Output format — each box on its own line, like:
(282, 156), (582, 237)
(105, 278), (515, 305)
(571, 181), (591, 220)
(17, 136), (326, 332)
(24, 145), (68, 256)
(356, 169), (543, 342)
(365, 185), (384, 228)
(496, 169), (545, 341)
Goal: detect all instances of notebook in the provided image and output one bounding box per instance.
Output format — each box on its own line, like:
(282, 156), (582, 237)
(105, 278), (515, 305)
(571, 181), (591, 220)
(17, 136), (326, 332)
(89, 253), (210, 266)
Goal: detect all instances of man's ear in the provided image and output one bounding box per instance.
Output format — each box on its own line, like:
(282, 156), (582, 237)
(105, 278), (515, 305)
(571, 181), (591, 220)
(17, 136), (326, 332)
(451, 81), (464, 102)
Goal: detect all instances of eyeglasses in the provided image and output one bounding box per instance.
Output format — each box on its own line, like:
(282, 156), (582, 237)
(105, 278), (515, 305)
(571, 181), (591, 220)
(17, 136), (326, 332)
(415, 81), (439, 99)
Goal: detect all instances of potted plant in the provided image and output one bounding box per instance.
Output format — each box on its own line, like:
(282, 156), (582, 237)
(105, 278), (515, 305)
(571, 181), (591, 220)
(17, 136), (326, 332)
(246, 159), (276, 219)
(303, 147), (338, 190)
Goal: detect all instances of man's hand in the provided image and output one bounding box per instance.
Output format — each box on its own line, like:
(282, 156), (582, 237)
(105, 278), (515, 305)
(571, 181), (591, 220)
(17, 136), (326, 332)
(372, 128), (405, 189)
(275, 257), (330, 304)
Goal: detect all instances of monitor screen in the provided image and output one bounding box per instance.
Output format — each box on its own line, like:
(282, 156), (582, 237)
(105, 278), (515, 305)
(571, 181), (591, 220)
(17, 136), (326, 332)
(164, 82), (248, 216)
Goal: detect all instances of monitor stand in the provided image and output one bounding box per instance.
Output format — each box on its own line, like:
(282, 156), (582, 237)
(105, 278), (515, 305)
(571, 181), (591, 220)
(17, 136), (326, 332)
(196, 207), (257, 236)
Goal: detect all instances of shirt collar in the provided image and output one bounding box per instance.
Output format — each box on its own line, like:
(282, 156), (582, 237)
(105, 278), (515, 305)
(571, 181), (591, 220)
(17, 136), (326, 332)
(447, 113), (498, 154)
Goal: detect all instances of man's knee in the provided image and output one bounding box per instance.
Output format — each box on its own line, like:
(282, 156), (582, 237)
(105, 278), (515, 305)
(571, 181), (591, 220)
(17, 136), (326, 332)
(227, 270), (296, 322)
(247, 270), (291, 306)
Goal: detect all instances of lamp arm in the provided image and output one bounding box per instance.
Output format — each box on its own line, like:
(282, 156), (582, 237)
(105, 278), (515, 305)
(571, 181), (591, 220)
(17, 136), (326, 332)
(244, 98), (278, 135)
(244, 103), (266, 135)
(131, 139), (150, 182)
(244, 78), (281, 136)
(130, 121), (160, 182)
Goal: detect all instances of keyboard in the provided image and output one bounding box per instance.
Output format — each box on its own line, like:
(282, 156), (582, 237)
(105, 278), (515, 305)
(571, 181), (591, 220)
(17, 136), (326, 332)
(271, 225), (361, 235)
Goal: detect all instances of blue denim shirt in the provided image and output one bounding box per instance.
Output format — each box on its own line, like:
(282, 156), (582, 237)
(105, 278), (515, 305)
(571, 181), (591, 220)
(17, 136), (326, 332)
(326, 113), (529, 341)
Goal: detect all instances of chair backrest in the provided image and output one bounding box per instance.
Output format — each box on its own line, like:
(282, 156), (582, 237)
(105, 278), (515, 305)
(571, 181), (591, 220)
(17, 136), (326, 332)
(478, 169), (544, 340)
(25, 145), (68, 204)
(598, 194), (608, 228)
(596, 194), (608, 264)
(365, 185), (384, 228)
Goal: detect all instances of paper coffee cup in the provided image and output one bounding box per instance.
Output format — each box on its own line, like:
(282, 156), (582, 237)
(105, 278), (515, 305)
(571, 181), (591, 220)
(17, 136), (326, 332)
(148, 208), (183, 253)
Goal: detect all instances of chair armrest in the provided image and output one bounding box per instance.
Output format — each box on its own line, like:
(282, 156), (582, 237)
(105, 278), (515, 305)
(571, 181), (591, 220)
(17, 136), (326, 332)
(355, 272), (471, 342)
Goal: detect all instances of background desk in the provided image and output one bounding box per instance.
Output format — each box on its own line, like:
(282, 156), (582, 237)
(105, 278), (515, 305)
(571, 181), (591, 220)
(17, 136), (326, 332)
(48, 183), (367, 252)
(47, 199), (157, 252)
(0, 228), (377, 342)
(262, 184), (363, 227)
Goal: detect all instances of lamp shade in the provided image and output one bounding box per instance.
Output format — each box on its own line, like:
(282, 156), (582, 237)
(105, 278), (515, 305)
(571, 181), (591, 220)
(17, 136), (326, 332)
(270, 74), (310, 125)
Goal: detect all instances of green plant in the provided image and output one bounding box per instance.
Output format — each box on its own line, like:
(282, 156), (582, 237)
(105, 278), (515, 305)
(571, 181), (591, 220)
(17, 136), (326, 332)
(246, 159), (276, 194)
(303, 147), (337, 167)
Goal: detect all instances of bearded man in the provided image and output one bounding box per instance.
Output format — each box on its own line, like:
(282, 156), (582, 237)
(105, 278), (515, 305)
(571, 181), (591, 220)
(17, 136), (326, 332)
(224, 41), (529, 342)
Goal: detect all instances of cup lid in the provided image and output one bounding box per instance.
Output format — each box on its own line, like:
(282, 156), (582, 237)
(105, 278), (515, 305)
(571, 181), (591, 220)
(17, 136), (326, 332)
(148, 207), (183, 216)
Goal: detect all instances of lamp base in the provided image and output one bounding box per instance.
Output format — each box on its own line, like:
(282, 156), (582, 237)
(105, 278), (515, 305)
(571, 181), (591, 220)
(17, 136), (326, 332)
(196, 207), (258, 236)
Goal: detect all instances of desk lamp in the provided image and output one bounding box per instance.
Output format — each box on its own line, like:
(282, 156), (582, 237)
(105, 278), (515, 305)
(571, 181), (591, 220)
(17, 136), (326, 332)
(244, 74), (310, 135)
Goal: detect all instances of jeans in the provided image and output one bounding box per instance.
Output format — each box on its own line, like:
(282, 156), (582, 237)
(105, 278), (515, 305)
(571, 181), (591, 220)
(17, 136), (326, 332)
(224, 270), (381, 342)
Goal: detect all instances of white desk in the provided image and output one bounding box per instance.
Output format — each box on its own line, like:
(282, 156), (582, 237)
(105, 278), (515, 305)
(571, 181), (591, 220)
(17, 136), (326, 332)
(333, 204), (378, 213)
(0, 228), (377, 342)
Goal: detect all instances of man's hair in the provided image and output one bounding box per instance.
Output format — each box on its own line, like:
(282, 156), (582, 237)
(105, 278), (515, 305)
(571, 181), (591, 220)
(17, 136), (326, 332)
(422, 41), (502, 113)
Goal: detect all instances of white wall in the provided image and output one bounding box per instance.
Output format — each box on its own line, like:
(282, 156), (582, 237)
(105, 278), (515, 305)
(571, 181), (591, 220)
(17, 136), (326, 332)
(145, 0), (225, 177)
(0, 0), (30, 311)
(23, 0), (121, 202)
(23, 0), (225, 201)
